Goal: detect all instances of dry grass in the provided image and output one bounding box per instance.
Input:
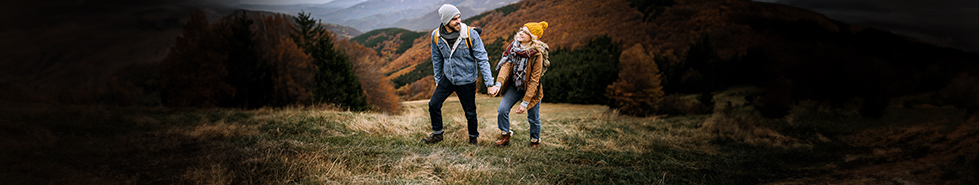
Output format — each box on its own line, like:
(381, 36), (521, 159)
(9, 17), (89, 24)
(699, 113), (804, 148)
(3, 91), (977, 184)
(181, 120), (259, 139)
(0, 97), (697, 184)
(345, 105), (427, 137)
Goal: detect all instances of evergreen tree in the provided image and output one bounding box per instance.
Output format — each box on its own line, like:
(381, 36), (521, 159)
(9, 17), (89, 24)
(291, 11), (366, 110)
(290, 11), (326, 50)
(682, 36), (720, 93)
(225, 11), (276, 108)
(542, 35), (620, 104)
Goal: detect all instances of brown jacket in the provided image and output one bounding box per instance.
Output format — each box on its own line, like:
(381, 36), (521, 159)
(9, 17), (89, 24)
(493, 48), (544, 108)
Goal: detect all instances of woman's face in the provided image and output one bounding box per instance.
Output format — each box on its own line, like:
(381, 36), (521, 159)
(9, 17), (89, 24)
(516, 27), (532, 43)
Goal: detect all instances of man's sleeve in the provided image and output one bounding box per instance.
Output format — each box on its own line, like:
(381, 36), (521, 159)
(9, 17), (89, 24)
(431, 32), (443, 84)
(472, 30), (495, 88)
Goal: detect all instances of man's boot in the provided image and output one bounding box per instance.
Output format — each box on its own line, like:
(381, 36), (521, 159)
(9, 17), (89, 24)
(421, 133), (443, 144)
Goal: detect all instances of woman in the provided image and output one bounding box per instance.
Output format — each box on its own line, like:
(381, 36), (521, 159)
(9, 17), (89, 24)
(488, 21), (549, 148)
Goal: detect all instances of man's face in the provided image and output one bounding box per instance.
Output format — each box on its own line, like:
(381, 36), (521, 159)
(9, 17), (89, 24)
(447, 14), (461, 31)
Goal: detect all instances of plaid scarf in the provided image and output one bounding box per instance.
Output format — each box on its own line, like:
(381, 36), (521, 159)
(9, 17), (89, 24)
(496, 41), (537, 91)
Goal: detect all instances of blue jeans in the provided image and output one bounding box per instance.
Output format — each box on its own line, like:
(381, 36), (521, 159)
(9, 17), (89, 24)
(429, 79), (479, 137)
(497, 85), (541, 140)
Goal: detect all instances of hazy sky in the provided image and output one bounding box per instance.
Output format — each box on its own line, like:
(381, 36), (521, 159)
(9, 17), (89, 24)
(755, 0), (979, 52)
(239, 0), (335, 5)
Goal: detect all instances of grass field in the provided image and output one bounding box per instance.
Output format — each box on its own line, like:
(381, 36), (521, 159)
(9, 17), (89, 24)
(1, 90), (977, 184)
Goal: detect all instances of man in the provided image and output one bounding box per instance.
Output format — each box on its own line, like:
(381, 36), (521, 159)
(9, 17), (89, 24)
(422, 4), (499, 145)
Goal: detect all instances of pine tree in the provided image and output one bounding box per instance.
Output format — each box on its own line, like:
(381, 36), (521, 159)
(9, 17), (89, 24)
(225, 11), (276, 108)
(291, 11), (367, 110)
(290, 11), (326, 50)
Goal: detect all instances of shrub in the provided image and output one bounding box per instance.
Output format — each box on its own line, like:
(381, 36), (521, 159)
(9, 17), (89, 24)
(939, 73), (979, 117)
(659, 94), (713, 116)
(699, 113), (801, 147)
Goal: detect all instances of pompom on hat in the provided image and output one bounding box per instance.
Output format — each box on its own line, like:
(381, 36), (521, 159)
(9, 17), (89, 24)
(523, 21), (548, 39)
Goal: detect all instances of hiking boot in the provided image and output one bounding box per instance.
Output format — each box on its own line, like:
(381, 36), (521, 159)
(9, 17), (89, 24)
(469, 136), (478, 145)
(529, 138), (540, 148)
(494, 131), (512, 146)
(421, 133), (443, 144)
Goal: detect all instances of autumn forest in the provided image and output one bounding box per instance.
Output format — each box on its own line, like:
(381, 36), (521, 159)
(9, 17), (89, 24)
(3, 0), (979, 184)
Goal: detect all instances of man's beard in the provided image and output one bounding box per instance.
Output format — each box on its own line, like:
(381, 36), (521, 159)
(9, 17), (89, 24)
(449, 23), (460, 32)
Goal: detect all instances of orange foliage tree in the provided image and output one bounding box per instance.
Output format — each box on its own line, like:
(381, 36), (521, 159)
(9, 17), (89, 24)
(162, 10), (319, 107)
(405, 76), (436, 101)
(607, 44), (665, 117)
(162, 10), (402, 109)
(160, 9), (234, 107)
(336, 38), (403, 113)
(254, 13), (317, 105)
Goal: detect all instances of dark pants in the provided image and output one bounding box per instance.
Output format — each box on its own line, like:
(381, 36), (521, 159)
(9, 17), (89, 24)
(429, 79), (479, 137)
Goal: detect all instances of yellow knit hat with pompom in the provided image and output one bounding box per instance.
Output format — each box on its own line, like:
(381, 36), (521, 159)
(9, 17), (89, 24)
(523, 21), (548, 39)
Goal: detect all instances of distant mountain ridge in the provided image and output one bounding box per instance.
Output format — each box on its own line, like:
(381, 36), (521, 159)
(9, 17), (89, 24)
(240, 0), (520, 33)
(223, 9), (365, 39)
(238, 0), (367, 16)
(389, 6), (477, 31)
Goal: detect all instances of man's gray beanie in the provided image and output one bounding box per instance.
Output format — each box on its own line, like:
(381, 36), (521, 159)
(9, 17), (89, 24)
(438, 4), (460, 26)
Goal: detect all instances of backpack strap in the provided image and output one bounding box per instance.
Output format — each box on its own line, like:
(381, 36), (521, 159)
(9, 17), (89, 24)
(466, 28), (477, 61)
(464, 28), (472, 49)
(433, 24), (479, 61)
(432, 29), (440, 48)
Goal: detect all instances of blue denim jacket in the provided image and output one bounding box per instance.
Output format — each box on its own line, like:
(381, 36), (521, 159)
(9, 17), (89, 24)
(431, 23), (495, 87)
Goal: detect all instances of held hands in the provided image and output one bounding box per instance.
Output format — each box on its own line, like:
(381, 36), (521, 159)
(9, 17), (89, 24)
(515, 105), (527, 114)
(487, 86), (500, 96)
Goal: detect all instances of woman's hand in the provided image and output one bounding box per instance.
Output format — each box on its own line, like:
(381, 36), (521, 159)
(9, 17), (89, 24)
(488, 86), (500, 96)
(515, 105), (527, 114)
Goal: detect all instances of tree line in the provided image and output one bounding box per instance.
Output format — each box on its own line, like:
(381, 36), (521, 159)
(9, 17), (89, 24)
(161, 9), (400, 113)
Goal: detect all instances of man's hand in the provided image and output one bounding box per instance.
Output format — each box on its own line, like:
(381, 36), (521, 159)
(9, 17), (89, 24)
(515, 105), (527, 114)
(487, 86), (500, 96)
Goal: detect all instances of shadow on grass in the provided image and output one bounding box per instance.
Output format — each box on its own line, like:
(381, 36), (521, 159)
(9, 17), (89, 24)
(0, 106), (251, 184)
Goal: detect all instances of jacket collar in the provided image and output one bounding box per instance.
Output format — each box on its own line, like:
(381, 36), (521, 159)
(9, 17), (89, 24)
(459, 23), (470, 39)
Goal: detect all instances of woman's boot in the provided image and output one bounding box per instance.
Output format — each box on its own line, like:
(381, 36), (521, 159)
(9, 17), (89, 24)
(494, 131), (512, 146)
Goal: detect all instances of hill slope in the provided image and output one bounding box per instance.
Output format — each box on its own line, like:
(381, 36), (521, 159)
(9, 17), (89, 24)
(350, 28), (427, 67)
(381, 0), (979, 113)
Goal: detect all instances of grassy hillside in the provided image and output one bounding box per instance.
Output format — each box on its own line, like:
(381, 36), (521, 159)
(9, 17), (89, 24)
(2, 90), (977, 184)
(350, 28), (429, 76)
(350, 28), (426, 58)
(377, 0), (979, 118)
(323, 23), (363, 39)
